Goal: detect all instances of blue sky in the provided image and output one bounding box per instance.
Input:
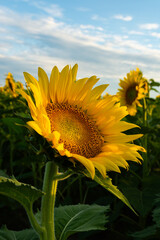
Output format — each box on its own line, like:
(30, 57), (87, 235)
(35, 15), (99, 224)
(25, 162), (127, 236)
(1, 0), (160, 96)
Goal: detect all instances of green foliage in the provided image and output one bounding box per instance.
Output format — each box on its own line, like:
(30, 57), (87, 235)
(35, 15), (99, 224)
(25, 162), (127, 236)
(130, 225), (157, 239)
(54, 204), (109, 240)
(120, 174), (160, 217)
(1, 75), (160, 240)
(130, 194), (160, 239)
(1, 204), (109, 240)
(121, 186), (154, 216)
(149, 79), (160, 93)
(84, 171), (136, 214)
(0, 176), (43, 211)
(0, 227), (38, 240)
(152, 194), (160, 226)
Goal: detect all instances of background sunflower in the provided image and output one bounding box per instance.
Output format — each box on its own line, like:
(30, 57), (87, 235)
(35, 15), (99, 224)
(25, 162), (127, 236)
(117, 68), (148, 116)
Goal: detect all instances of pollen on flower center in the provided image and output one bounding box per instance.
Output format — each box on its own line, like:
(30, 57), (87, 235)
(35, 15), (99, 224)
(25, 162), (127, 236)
(126, 84), (138, 105)
(46, 103), (104, 158)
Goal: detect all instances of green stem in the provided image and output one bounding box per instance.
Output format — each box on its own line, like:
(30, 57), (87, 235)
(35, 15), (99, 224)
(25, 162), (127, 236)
(142, 98), (148, 177)
(143, 98), (147, 127)
(52, 170), (73, 181)
(10, 140), (14, 175)
(41, 161), (58, 240)
(25, 205), (44, 236)
(79, 176), (83, 203)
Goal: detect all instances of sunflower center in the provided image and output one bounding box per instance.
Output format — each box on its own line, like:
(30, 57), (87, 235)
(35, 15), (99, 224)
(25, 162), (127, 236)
(126, 84), (138, 105)
(46, 103), (104, 158)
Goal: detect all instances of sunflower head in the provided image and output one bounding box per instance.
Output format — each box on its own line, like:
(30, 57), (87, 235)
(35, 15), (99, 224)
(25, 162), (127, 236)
(125, 83), (138, 105)
(19, 64), (145, 179)
(2, 72), (23, 97)
(117, 68), (148, 116)
(6, 72), (15, 93)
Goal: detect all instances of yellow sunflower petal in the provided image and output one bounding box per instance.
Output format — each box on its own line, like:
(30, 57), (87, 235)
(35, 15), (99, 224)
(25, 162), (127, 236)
(82, 84), (109, 106)
(65, 67), (74, 100)
(56, 65), (69, 103)
(27, 121), (42, 135)
(47, 131), (61, 145)
(72, 154), (95, 179)
(91, 161), (107, 178)
(75, 76), (99, 102)
(72, 64), (78, 82)
(102, 121), (139, 134)
(38, 67), (49, 105)
(92, 157), (121, 173)
(49, 66), (59, 103)
(104, 133), (143, 143)
(29, 83), (42, 108)
(18, 89), (37, 120)
(68, 78), (88, 103)
(23, 72), (39, 89)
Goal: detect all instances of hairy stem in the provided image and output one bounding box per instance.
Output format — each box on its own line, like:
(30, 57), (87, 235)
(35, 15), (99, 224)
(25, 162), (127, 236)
(142, 97), (148, 177)
(25, 205), (44, 237)
(41, 161), (58, 240)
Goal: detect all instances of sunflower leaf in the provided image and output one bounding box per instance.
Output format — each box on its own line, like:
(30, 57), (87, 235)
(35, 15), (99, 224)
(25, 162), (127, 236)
(0, 176), (44, 211)
(86, 173), (137, 214)
(0, 227), (39, 240)
(54, 204), (109, 240)
(129, 225), (157, 239)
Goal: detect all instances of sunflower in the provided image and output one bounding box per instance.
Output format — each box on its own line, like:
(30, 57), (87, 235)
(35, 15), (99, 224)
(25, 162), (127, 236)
(19, 64), (145, 179)
(1, 72), (24, 97)
(117, 68), (148, 116)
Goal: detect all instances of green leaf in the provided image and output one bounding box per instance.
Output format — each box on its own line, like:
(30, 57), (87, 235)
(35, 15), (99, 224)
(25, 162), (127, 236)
(92, 174), (137, 214)
(0, 176), (44, 211)
(121, 186), (155, 216)
(149, 79), (160, 87)
(152, 193), (160, 226)
(55, 204), (109, 240)
(0, 227), (15, 240)
(0, 170), (9, 178)
(150, 87), (159, 93)
(1, 118), (25, 135)
(153, 207), (160, 226)
(0, 227), (39, 240)
(122, 176), (160, 217)
(130, 225), (157, 239)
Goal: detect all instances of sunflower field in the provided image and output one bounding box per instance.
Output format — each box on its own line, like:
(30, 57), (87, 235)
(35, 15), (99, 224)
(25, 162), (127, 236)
(0, 67), (160, 240)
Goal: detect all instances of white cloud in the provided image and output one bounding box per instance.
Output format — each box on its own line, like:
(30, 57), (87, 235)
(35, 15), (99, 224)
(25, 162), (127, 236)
(33, 2), (63, 17)
(19, 0), (64, 18)
(150, 32), (160, 38)
(91, 14), (99, 20)
(0, 7), (107, 46)
(140, 23), (159, 30)
(76, 7), (90, 12)
(121, 59), (148, 67)
(113, 15), (133, 21)
(128, 30), (144, 35)
(40, 4), (63, 17)
(0, 6), (159, 57)
(1, 5), (160, 97)
(91, 14), (107, 22)
(80, 24), (103, 31)
(0, 27), (6, 33)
